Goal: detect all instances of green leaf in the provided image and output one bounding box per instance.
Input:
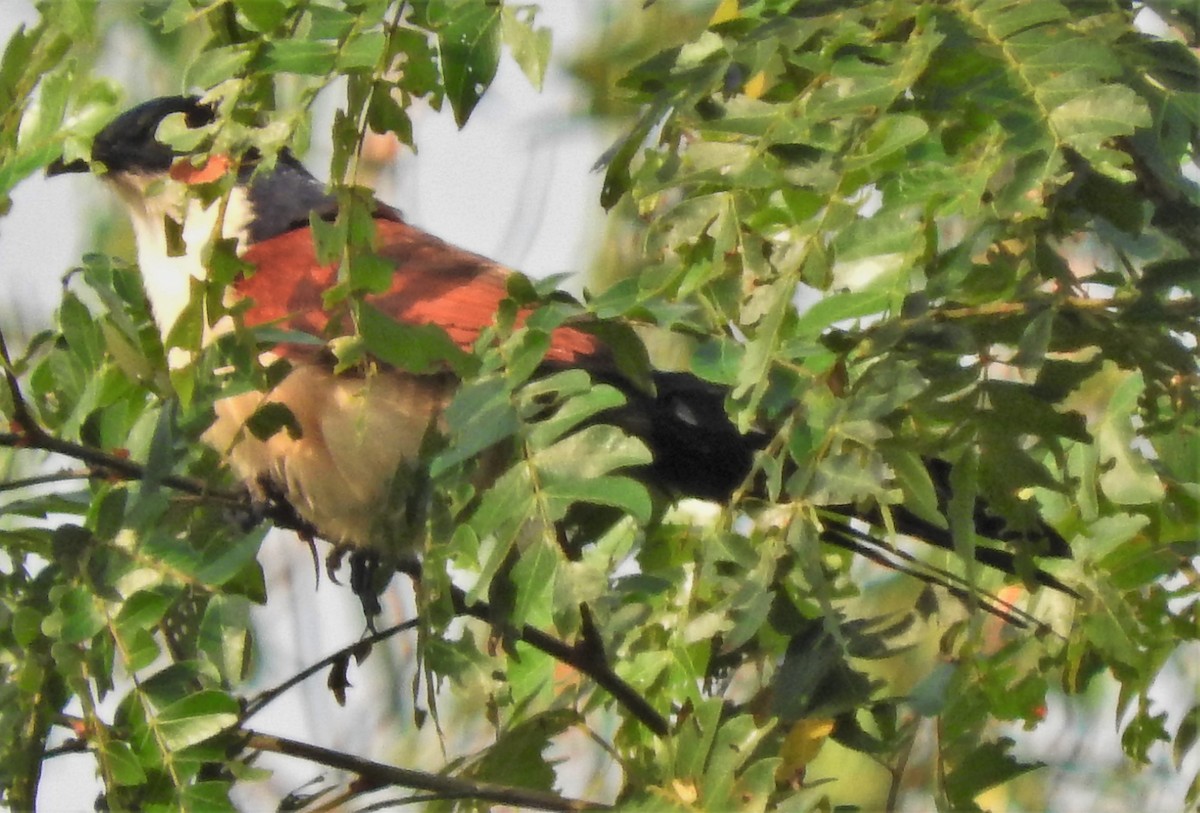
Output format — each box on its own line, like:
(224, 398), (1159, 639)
(234, 0), (288, 32)
(308, 4), (355, 39)
(600, 101), (665, 209)
(338, 30), (386, 72)
(793, 287), (890, 338)
(99, 740), (147, 786)
(846, 113), (928, 171)
(945, 738), (1043, 807)
(155, 690), (239, 752)
(115, 590), (173, 632)
(185, 43), (255, 88)
(118, 627), (162, 673)
(368, 83), (413, 145)
(436, 2), (502, 127)
(466, 468), (535, 596)
(195, 529), (264, 588)
(1050, 84), (1150, 178)
(433, 374), (519, 476)
(46, 585), (105, 644)
(467, 710), (576, 790)
(198, 596), (251, 683)
(524, 379), (627, 449)
(356, 300), (474, 375)
(11, 606), (43, 647)
(909, 661), (957, 717)
(244, 401), (302, 442)
(1095, 371), (1166, 505)
(885, 449), (943, 527)
(263, 40), (338, 76)
(178, 781), (236, 812)
(772, 624), (878, 721)
(1012, 306), (1056, 369)
(510, 538), (557, 630)
(501, 6), (551, 90)
(535, 426), (653, 522)
(701, 713), (773, 807)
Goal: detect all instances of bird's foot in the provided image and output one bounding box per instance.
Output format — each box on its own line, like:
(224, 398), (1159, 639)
(245, 475), (321, 540)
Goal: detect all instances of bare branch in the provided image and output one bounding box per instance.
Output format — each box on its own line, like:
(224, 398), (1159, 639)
(243, 730), (609, 812)
(0, 467), (96, 492)
(393, 562), (671, 736)
(241, 619), (420, 721)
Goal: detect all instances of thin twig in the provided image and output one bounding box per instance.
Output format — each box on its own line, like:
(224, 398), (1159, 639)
(0, 323), (241, 504)
(885, 724), (918, 813)
(243, 730), (608, 812)
(41, 739), (89, 760)
(0, 467), (96, 492)
(0, 430), (242, 503)
(241, 619), (419, 721)
(241, 551), (666, 734)
(355, 791), (526, 811)
(389, 560), (669, 736)
(822, 523), (1050, 632)
(445, 583), (670, 736)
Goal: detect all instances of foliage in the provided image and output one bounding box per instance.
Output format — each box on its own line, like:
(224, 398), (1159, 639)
(0, 0), (1196, 810)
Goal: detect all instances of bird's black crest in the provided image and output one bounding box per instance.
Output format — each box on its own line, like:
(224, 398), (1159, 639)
(87, 95), (215, 175)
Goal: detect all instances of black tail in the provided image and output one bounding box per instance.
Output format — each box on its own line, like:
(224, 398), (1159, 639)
(605, 370), (1074, 595)
(630, 371), (765, 501)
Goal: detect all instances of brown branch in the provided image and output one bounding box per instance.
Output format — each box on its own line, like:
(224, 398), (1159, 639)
(392, 561), (668, 735)
(0, 467), (97, 492)
(885, 725), (918, 813)
(243, 730), (608, 812)
(59, 711), (604, 811)
(0, 429), (242, 503)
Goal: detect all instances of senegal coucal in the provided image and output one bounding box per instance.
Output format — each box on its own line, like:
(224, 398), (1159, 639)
(49, 95), (1072, 594)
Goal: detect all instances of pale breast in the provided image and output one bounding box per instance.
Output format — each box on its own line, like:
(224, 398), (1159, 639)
(203, 363), (453, 551)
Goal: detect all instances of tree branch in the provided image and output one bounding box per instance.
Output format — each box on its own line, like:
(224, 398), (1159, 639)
(924, 293), (1200, 323)
(0, 467), (96, 492)
(452, 585), (668, 735)
(0, 431), (242, 503)
(387, 555), (669, 737)
(243, 729), (609, 812)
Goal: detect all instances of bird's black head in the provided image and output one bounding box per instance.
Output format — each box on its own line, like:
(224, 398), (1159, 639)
(49, 95), (216, 176)
(49, 94), (389, 245)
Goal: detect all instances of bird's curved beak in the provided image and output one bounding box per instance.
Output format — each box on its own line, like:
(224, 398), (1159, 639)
(46, 155), (91, 176)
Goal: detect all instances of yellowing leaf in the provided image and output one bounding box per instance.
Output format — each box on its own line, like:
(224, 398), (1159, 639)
(775, 717), (835, 784)
(671, 778), (699, 804)
(743, 70), (767, 99)
(709, 0), (739, 26)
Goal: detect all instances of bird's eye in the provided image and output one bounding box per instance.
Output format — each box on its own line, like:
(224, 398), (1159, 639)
(184, 103), (216, 129)
(154, 110), (215, 155)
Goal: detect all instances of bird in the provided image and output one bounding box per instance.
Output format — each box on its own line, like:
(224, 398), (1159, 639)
(48, 95), (1073, 608)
